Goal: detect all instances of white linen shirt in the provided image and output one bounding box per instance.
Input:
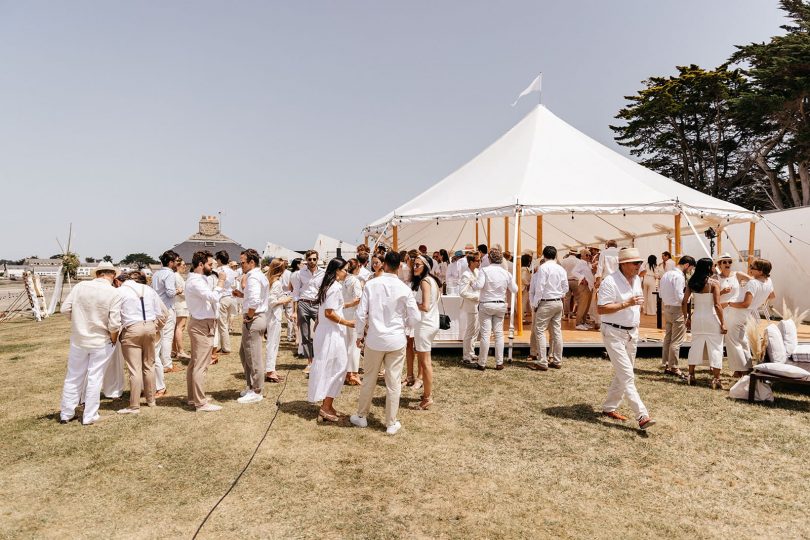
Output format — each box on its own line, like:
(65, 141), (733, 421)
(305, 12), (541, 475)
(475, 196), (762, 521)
(658, 268), (685, 307)
(119, 280), (166, 327)
(560, 256), (579, 279)
(530, 260), (570, 308)
(61, 278), (123, 349)
(293, 266), (324, 301)
(357, 266), (372, 284)
(151, 267), (176, 308)
(242, 267), (269, 314)
(268, 280), (286, 321)
(571, 259), (595, 289)
(459, 268), (480, 312)
(219, 266), (239, 297)
(356, 273), (419, 352)
(185, 272), (225, 320)
(597, 247), (620, 279)
(598, 270), (643, 328)
(472, 265), (518, 303)
(744, 278), (774, 315)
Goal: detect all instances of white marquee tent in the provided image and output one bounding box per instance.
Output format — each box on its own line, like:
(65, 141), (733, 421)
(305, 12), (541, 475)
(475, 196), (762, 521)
(313, 234), (357, 259)
(262, 241), (303, 262)
(364, 105), (757, 254)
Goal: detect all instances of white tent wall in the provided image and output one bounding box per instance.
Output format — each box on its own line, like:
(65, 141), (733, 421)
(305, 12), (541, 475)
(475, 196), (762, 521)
(262, 242), (304, 262)
(313, 234), (357, 260)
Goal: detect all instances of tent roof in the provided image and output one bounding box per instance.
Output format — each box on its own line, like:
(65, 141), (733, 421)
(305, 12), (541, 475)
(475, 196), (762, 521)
(313, 234), (357, 255)
(261, 242), (304, 262)
(365, 105), (755, 245)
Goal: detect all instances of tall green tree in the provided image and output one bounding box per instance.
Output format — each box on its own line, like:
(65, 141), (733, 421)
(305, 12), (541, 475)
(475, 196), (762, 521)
(611, 65), (764, 207)
(731, 0), (810, 209)
(120, 253), (158, 267)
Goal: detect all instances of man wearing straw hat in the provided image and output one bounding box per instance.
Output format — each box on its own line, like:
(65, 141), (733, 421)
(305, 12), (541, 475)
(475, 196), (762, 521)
(59, 261), (123, 425)
(597, 247), (656, 431)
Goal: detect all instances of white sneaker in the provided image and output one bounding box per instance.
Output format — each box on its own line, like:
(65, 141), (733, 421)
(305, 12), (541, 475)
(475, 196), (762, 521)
(575, 324), (591, 331)
(117, 407), (140, 415)
(237, 391), (263, 404)
(239, 387), (251, 397)
(386, 421), (402, 435)
(197, 403), (222, 412)
(349, 414), (368, 428)
(82, 414), (104, 425)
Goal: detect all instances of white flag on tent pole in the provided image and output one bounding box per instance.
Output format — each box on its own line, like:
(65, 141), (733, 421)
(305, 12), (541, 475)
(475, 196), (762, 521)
(511, 73), (542, 107)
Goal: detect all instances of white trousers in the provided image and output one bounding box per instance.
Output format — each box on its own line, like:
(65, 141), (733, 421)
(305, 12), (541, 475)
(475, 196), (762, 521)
(478, 302), (507, 367)
(101, 343), (125, 398)
(217, 296), (238, 352)
(284, 303), (296, 341)
(461, 308), (478, 360)
(601, 325), (648, 420)
(265, 315), (282, 372)
(345, 325), (361, 372)
(61, 343), (114, 423)
(154, 308), (176, 369)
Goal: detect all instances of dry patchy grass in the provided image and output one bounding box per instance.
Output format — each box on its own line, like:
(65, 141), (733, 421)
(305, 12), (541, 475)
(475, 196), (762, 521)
(1, 317), (810, 539)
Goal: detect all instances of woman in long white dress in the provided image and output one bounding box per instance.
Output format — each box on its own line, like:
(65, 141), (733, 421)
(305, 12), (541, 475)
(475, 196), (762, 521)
(265, 259), (293, 383)
(641, 255), (661, 316)
(725, 258), (776, 377)
(410, 255), (440, 410)
(307, 257), (355, 422)
(684, 258), (727, 389)
(342, 259), (363, 386)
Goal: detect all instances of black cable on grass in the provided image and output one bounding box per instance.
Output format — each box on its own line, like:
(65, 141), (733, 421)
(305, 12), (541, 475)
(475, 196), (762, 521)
(191, 370), (291, 539)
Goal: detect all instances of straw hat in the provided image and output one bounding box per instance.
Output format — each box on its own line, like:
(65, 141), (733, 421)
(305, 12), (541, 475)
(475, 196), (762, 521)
(716, 252), (733, 262)
(618, 247), (644, 264)
(93, 261), (117, 276)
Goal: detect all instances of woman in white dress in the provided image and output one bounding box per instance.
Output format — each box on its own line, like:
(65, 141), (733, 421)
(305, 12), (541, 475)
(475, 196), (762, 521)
(172, 260), (190, 360)
(683, 258), (727, 388)
(265, 259), (293, 383)
(725, 258), (776, 377)
(520, 254), (533, 324)
(410, 255), (440, 410)
(342, 259), (363, 386)
(307, 257), (355, 422)
(641, 255), (661, 316)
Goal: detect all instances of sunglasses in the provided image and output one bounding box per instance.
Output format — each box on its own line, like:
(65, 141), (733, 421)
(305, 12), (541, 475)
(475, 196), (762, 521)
(307, 257), (317, 261)
(719, 261), (732, 265)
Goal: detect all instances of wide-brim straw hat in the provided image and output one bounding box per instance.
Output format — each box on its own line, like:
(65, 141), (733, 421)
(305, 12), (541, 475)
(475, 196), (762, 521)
(716, 252), (733, 262)
(93, 261), (117, 276)
(618, 247), (644, 264)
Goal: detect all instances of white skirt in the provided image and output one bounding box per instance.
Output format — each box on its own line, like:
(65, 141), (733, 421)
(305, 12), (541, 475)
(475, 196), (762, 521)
(307, 321), (348, 402)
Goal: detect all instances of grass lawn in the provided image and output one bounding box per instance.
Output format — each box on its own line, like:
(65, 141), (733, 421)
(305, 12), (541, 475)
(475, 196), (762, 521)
(2, 316), (810, 539)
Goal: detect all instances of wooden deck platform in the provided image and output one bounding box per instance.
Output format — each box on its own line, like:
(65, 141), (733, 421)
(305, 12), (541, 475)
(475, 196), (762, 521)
(433, 315), (810, 350)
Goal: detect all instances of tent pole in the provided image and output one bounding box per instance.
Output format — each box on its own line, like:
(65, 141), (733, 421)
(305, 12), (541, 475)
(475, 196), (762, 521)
(536, 215), (543, 255)
(667, 237), (672, 255)
(487, 218), (491, 249)
(516, 213), (523, 335)
(393, 226), (399, 252)
(475, 219), (479, 247)
(748, 221), (756, 270)
(504, 216), (509, 250)
(674, 214), (682, 256)
(716, 226), (723, 256)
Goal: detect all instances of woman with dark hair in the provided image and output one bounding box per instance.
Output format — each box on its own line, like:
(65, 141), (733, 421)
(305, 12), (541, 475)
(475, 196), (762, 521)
(289, 257), (303, 356)
(683, 258), (726, 388)
(342, 258), (363, 385)
(641, 254), (660, 316)
(409, 255), (440, 409)
(520, 253), (533, 324)
(308, 257), (355, 421)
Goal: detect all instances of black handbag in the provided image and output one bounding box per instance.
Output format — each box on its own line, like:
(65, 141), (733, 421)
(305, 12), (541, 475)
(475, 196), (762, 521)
(438, 295), (451, 330)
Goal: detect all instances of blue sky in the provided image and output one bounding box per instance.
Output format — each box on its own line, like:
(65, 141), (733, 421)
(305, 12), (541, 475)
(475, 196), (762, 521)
(0, 1), (787, 260)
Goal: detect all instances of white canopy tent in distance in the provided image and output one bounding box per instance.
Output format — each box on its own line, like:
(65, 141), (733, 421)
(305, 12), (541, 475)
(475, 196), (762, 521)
(362, 105), (759, 348)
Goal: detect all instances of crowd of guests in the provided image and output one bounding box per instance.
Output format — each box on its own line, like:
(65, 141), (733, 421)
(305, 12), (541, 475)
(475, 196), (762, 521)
(57, 239), (775, 433)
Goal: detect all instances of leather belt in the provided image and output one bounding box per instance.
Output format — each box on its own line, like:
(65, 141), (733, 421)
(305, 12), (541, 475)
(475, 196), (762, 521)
(482, 300), (505, 303)
(540, 298), (562, 302)
(603, 321), (636, 331)
(299, 298), (320, 305)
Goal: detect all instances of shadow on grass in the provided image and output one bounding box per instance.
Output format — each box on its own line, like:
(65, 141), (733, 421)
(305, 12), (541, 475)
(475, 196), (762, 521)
(542, 403), (648, 437)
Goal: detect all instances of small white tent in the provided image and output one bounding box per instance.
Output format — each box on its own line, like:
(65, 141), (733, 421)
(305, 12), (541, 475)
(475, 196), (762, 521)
(364, 105), (756, 252)
(313, 234), (356, 260)
(262, 241), (303, 262)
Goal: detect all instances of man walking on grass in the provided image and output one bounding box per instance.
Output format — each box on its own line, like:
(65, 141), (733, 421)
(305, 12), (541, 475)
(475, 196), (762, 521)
(59, 261), (123, 425)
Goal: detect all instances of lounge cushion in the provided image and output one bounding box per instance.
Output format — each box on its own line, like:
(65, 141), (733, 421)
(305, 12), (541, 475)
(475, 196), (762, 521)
(766, 325), (787, 364)
(779, 319), (798, 355)
(792, 343), (810, 363)
(754, 362), (810, 379)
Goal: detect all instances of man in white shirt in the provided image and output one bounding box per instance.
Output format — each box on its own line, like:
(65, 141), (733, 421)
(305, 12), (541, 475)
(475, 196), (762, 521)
(445, 250), (463, 294)
(185, 250), (227, 412)
(471, 247), (518, 370)
(59, 262), (123, 425)
(478, 244), (490, 268)
(529, 246), (569, 370)
(350, 251), (419, 435)
(595, 240), (620, 287)
(292, 250), (324, 374)
(661, 251), (675, 272)
(560, 251), (580, 319)
(458, 253), (481, 364)
(597, 248), (656, 431)
(658, 255), (695, 377)
(572, 248), (595, 330)
(234, 249), (270, 404)
(151, 250), (180, 374)
(214, 251), (239, 355)
(116, 271), (168, 415)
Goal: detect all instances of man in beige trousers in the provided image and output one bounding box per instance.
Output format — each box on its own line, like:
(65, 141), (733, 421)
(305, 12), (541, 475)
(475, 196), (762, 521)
(233, 248), (269, 405)
(350, 251), (419, 435)
(116, 271), (168, 414)
(658, 255), (695, 379)
(184, 250), (227, 412)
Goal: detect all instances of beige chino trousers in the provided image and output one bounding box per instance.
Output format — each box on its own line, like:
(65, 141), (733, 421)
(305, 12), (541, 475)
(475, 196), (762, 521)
(121, 321), (157, 408)
(356, 346), (405, 428)
(662, 305), (685, 368)
(188, 317), (216, 408)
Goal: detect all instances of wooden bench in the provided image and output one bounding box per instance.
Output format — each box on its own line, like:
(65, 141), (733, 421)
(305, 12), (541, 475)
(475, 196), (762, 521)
(748, 370), (810, 402)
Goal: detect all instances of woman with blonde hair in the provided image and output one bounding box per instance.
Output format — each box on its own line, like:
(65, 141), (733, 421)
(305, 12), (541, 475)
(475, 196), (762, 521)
(265, 259), (293, 383)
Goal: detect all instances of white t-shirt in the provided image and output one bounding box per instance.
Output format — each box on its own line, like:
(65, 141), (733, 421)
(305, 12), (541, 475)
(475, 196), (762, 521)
(744, 278), (774, 315)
